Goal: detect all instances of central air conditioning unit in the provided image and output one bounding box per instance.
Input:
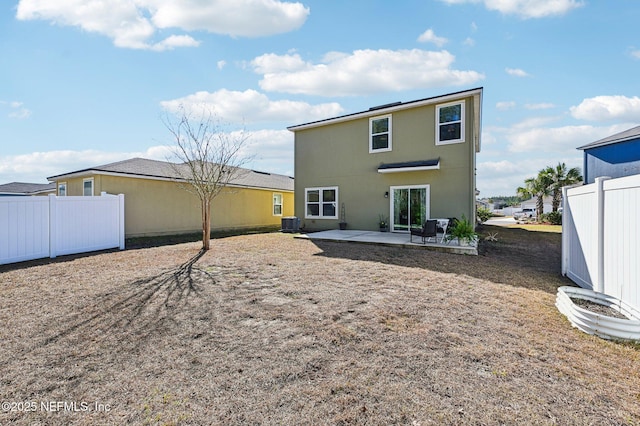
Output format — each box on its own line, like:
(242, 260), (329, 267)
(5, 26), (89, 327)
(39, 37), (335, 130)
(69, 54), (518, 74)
(281, 216), (300, 233)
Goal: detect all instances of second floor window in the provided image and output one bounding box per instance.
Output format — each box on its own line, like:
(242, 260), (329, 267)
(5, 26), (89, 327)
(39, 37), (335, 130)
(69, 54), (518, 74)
(436, 101), (465, 145)
(83, 178), (94, 196)
(370, 115), (392, 153)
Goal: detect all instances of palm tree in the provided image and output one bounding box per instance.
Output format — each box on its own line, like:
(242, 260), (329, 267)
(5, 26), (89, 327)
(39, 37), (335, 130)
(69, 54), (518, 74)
(542, 163), (583, 212)
(517, 172), (552, 222)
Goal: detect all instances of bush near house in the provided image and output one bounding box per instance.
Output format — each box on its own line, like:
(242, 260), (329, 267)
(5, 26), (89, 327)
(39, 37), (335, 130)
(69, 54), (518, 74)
(541, 211), (562, 225)
(476, 206), (492, 223)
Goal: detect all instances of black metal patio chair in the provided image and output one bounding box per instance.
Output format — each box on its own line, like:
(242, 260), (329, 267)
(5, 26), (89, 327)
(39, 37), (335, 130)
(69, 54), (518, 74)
(410, 219), (438, 244)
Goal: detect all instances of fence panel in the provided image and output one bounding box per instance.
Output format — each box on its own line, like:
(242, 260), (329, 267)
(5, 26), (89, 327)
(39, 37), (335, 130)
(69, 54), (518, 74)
(0, 194), (124, 265)
(562, 184), (598, 290)
(563, 174), (640, 311)
(602, 175), (640, 310)
(0, 197), (50, 264)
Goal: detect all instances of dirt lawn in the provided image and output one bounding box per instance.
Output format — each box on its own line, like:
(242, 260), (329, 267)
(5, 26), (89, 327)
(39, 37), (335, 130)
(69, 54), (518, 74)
(1, 226), (639, 425)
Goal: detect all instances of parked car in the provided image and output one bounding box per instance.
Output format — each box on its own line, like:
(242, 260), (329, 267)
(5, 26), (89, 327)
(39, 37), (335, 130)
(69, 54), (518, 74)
(514, 208), (536, 220)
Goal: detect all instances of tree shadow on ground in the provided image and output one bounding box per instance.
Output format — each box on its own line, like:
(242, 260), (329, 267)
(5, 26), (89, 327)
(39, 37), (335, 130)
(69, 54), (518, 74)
(4, 249), (212, 395)
(311, 225), (573, 295)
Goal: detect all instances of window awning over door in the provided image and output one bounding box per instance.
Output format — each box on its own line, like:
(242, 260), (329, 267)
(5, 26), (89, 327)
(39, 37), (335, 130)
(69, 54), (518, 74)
(377, 158), (440, 174)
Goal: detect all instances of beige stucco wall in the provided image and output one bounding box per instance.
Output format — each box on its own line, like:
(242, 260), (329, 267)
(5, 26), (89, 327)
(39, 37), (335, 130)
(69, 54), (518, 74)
(55, 175), (293, 237)
(294, 95), (478, 231)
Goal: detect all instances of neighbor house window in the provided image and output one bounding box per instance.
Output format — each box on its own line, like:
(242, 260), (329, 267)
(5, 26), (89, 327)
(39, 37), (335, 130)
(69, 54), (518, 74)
(83, 178), (94, 196)
(305, 187), (338, 219)
(369, 115), (392, 153)
(436, 101), (465, 145)
(273, 193), (283, 216)
(58, 182), (67, 197)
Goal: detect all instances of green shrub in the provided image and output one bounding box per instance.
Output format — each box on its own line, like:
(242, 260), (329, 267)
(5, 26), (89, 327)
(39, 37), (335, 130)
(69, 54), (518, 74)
(448, 215), (478, 243)
(541, 211), (562, 225)
(476, 207), (492, 223)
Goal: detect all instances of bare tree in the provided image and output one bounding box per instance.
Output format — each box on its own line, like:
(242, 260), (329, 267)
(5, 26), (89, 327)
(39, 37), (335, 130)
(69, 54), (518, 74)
(164, 105), (251, 250)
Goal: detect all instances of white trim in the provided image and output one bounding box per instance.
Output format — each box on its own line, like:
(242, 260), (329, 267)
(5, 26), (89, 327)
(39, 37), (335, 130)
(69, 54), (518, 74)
(369, 114), (392, 153)
(378, 164), (440, 174)
(436, 100), (465, 146)
(288, 88), (483, 132)
(305, 186), (339, 219)
(273, 192), (283, 216)
(82, 178), (94, 196)
(389, 184), (431, 233)
(58, 182), (67, 197)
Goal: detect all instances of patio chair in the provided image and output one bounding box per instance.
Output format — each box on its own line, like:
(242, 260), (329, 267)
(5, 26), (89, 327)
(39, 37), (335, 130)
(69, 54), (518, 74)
(410, 219), (438, 244)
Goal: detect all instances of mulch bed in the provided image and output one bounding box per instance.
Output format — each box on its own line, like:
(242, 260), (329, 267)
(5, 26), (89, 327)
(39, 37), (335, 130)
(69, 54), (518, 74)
(1, 225), (639, 425)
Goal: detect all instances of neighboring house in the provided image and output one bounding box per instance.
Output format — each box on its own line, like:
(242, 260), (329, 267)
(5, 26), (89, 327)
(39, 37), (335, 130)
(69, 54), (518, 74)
(288, 88), (483, 232)
(47, 158), (294, 237)
(520, 196), (553, 214)
(0, 182), (56, 196)
(578, 125), (640, 184)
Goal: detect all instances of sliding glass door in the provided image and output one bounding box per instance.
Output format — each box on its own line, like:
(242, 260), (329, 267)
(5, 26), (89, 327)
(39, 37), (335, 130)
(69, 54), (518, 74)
(391, 185), (429, 232)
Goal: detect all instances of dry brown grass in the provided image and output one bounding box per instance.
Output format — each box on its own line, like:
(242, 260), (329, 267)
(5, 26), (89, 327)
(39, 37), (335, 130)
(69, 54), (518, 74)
(1, 225), (639, 425)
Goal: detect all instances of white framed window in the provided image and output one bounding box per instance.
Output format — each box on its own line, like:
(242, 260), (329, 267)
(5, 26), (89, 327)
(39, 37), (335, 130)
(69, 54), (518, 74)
(273, 193), (283, 216)
(369, 115), (392, 153)
(305, 187), (338, 219)
(436, 101), (465, 145)
(83, 178), (94, 196)
(58, 182), (67, 197)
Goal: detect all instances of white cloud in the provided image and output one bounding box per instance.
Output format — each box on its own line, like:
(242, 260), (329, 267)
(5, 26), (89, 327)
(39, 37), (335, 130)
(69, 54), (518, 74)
(0, 147), (170, 184)
(0, 137), (294, 185)
(15, 0), (309, 50)
(476, 156), (582, 196)
(570, 95), (640, 122)
(631, 49), (640, 59)
(242, 129), (294, 175)
(217, 60), (227, 70)
(252, 49), (485, 96)
(150, 35), (201, 52)
(417, 29), (448, 47)
(438, 0), (584, 19)
(505, 67), (530, 77)
(463, 37), (475, 47)
(496, 101), (516, 110)
(1, 100), (32, 119)
(160, 89), (344, 124)
(506, 123), (632, 153)
(251, 52), (310, 74)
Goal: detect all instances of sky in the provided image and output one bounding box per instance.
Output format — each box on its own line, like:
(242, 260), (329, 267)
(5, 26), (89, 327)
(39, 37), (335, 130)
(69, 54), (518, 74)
(1, 0), (639, 197)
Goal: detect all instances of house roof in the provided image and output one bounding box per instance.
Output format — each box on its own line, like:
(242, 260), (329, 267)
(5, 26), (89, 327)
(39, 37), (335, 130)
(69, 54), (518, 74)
(577, 125), (640, 150)
(287, 87), (483, 132)
(47, 158), (294, 192)
(0, 182), (56, 195)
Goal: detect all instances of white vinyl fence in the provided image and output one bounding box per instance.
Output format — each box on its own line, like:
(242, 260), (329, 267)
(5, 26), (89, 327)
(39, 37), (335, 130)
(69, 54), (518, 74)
(0, 193), (124, 265)
(562, 175), (640, 311)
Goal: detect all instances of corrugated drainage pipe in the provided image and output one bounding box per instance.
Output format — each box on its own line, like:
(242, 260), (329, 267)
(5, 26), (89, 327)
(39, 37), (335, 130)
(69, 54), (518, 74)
(556, 286), (640, 342)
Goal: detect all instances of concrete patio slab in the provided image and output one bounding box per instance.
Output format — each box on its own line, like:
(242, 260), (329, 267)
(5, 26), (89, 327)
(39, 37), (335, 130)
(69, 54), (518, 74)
(295, 230), (478, 255)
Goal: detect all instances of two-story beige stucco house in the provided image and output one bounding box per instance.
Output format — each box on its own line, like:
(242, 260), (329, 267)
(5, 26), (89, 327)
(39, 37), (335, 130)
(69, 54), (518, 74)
(287, 87), (483, 233)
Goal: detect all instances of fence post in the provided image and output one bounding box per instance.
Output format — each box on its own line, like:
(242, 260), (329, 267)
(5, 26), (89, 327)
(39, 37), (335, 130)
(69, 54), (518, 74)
(118, 194), (125, 250)
(48, 194), (57, 259)
(594, 176), (610, 293)
(561, 186), (569, 276)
